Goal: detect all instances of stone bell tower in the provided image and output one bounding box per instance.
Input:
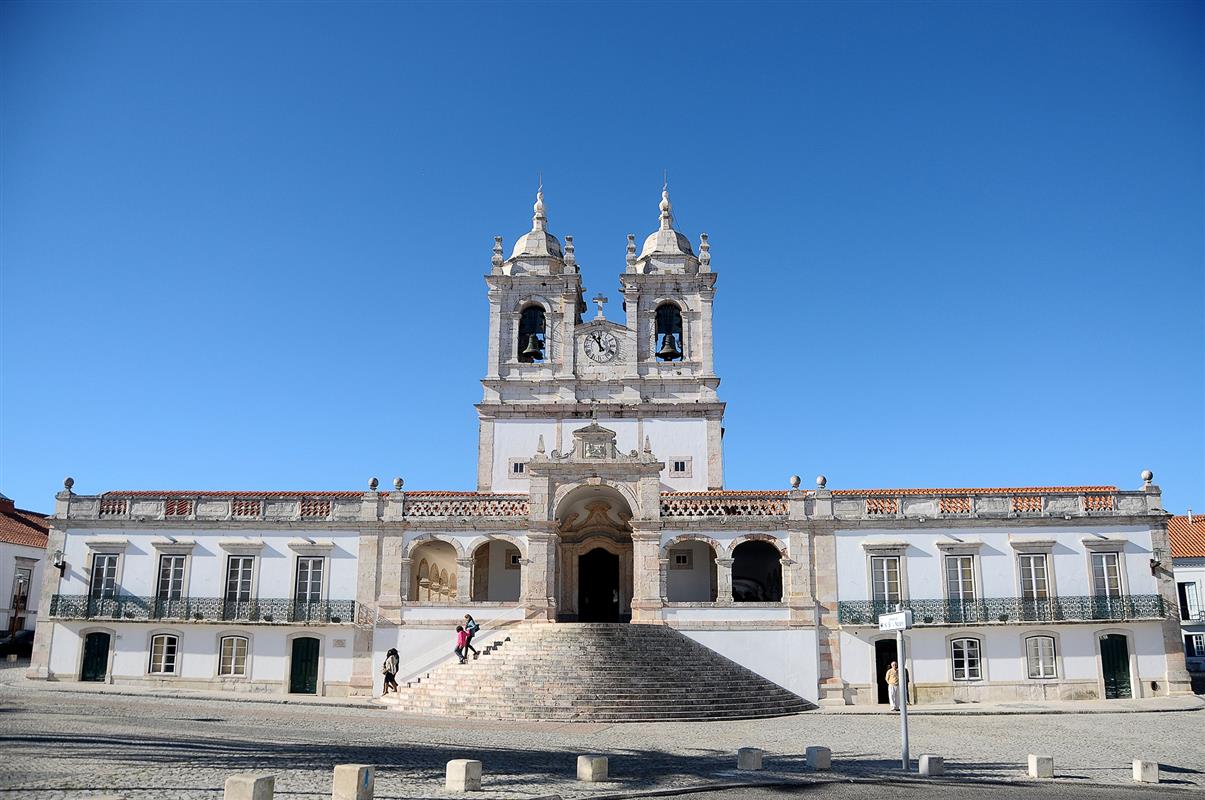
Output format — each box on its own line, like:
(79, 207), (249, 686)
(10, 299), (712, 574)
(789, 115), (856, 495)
(477, 187), (724, 494)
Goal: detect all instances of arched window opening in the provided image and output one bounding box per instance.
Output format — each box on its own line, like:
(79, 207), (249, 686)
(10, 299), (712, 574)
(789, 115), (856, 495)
(518, 305), (546, 363)
(655, 303), (683, 361)
(470, 541), (522, 602)
(951, 637), (982, 681)
(731, 541), (782, 602)
(410, 541), (457, 603)
(666, 541), (718, 602)
(218, 635), (249, 677)
(1025, 635), (1057, 679)
(148, 633), (179, 675)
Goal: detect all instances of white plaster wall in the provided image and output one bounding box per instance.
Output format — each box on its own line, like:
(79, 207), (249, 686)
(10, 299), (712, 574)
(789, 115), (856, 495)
(485, 540), (520, 600)
(662, 607), (790, 622)
(490, 419), (561, 491)
(0, 541), (45, 630)
(643, 418), (709, 491)
(665, 541), (715, 601)
(681, 628), (818, 701)
(836, 525), (1158, 601)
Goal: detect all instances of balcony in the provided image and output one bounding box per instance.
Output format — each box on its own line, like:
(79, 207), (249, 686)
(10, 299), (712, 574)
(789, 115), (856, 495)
(49, 595), (355, 624)
(838, 595), (1165, 627)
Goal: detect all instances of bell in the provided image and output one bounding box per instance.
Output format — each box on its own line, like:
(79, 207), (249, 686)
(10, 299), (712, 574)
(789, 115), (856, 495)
(521, 333), (544, 360)
(657, 332), (682, 361)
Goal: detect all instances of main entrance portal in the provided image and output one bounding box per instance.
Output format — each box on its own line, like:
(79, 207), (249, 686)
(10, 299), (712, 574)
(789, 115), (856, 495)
(579, 548), (621, 622)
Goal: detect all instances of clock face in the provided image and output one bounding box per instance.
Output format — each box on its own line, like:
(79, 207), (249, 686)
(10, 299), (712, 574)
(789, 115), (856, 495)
(584, 331), (619, 363)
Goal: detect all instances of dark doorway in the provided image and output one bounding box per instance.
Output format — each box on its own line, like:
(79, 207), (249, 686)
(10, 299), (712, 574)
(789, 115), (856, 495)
(731, 541), (783, 602)
(289, 636), (320, 694)
(578, 548), (620, 623)
(1101, 634), (1132, 699)
(874, 639), (898, 704)
(80, 632), (110, 682)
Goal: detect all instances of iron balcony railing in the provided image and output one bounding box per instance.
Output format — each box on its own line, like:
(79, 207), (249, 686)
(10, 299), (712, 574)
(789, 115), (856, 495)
(838, 595), (1165, 626)
(49, 595), (355, 624)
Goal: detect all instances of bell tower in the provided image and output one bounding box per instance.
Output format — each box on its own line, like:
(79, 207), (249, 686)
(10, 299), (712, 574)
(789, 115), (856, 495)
(477, 187), (724, 494)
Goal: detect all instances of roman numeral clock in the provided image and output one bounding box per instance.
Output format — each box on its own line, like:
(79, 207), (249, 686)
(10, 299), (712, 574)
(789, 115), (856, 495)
(584, 330), (619, 363)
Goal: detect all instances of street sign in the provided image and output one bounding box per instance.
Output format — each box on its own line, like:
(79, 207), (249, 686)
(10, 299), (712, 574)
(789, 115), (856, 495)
(879, 610), (913, 631)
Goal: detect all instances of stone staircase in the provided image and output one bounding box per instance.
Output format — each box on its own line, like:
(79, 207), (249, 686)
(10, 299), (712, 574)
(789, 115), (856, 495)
(386, 623), (815, 722)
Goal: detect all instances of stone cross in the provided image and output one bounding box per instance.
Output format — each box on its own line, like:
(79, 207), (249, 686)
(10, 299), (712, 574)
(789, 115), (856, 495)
(592, 293), (608, 320)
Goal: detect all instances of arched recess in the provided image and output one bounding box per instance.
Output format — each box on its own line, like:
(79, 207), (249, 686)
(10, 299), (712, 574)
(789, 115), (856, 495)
(469, 536), (524, 602)
(731, 538), (784, 602)
(552, 480), (641, 524)
(663, 535), (719, 602)
(554, 484), (637, 621)
(409, 540), (459, 602)
(517, 302), (547, 363)
(654, 301), (684, 361)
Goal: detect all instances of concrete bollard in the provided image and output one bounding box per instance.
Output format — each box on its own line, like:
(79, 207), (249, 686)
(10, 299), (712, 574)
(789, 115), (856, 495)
(224, 774), (275, 800)
(332, 764), (374, 800)
(737, 748), (764, 770)
(805, 746), (831, 770)
(576, 755), (609, 782)
(1028, 754), (1054, 779)
(1133, 760), (1159, 784)
(918, 755), (945, 777)
(445, 759), (482, 792)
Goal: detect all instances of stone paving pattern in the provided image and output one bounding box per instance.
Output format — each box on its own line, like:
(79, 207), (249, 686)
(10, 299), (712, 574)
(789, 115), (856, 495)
(2, 664), (1203, 799)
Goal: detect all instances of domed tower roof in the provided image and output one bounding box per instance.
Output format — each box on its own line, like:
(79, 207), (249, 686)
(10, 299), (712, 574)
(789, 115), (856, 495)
(509, 188), (563, 260)
(639, 187), (694, 259)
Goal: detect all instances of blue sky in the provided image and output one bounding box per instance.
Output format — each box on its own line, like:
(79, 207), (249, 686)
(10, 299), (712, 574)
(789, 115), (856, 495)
(2, 1), (1201, 515)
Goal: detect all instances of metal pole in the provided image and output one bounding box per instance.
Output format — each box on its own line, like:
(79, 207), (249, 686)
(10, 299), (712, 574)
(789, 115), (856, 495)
(898, 629), (909, 770)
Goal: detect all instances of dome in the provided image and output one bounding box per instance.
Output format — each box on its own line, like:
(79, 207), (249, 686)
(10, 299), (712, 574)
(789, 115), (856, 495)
(510, 189), (563, 260)
(638, 188), (694, 259)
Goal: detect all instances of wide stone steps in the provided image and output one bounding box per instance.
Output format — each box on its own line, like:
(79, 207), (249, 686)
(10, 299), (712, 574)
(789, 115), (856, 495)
(391, 623), (815, 722)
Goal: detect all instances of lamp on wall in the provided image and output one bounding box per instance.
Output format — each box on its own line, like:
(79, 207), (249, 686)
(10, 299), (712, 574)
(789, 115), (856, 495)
(1149, 558), (1160, 576)
(52, 549), (66, 576)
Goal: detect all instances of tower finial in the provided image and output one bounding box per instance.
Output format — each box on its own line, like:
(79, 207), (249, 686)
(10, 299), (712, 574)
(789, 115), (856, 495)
(659, 180), (673, 230)
(532, 180), (547, 231)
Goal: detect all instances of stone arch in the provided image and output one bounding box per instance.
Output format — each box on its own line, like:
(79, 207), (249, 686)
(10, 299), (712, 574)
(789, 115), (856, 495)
(403, 533), (464, 560)
(552, 480), (640, 524)
(468, 535), (524, 602)
(408, 538), (460, 603)
(730, 536), (785, 603)
(514, 295), (553, 314)
(727, 532), (789, 559)
(663, 534), (720, 602)
(466, 534), (528, 561)
(661, 533), (724, 557)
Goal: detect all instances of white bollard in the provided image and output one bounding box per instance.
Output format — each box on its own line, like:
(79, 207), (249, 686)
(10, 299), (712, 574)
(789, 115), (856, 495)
(805, 746), (831, 770)
(332, 764), (374, 800)
(576, 755), (609, 782)
(224, 774), (275, 800)
(737, 748), (764, 770)
(1028, 754), (1054, 779)
(1133, 760), (1159, 784)
(918, 755), (945, 777)
(445, 759), (482, 792)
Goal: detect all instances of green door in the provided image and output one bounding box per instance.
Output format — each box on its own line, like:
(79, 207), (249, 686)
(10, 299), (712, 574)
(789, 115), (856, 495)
(289, 637), (320, 694)
(81, 632), (110, 682)
(1101, 634), (1132, 699)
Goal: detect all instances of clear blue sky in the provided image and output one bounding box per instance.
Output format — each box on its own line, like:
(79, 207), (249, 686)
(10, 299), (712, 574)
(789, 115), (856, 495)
(2, 1), (1202, 515)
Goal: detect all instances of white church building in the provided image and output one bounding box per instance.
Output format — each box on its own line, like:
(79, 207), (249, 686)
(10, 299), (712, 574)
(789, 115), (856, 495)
(27, 189), (1192, 713)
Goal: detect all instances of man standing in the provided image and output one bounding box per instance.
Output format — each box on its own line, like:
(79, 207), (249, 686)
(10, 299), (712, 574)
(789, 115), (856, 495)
(886, 660), (901, 711)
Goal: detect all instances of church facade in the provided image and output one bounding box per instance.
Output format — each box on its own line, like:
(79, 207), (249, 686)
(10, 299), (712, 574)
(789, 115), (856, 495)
(27, 190), (1192, 707)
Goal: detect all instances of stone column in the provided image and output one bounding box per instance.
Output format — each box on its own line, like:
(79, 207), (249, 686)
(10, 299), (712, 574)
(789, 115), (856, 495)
(378, 538), (405, 623)
(787, 527), (814, 627)
(812, 528), (847, 706)
(349, 533), (380, 697)
(455, 558), (474, 603)
(521, 530), (557, 622)
(630, 530), (663, 622)
(397, 558), (412, 604)
(715, 557), (734, 604)
(27, 522), (67, 680)
(658, 558), (670, 603)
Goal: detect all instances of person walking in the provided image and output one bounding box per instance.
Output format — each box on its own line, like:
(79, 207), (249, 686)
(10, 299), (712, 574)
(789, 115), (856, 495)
(454, 625), (470, 664)
(463, 614), (480, 660)
(886, 660), (901, 711)
(381, 647), (399, 695)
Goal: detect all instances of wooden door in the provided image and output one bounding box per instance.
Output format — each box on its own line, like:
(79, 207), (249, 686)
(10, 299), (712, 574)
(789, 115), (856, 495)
(81, 632), (110, 682)
(1101, 634), (1132, 699)
(289, 637), (320, 694)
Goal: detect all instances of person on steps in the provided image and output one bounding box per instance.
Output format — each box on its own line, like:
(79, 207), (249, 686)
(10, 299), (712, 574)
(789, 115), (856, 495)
(463, 614), (480, 659)
(381, 647), (399, 695)
(454, 625), (470, 664)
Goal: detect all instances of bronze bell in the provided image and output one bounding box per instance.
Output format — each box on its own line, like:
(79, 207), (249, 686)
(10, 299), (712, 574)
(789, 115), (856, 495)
(522, 333), (544, 360)
(656, 332), (682, 361)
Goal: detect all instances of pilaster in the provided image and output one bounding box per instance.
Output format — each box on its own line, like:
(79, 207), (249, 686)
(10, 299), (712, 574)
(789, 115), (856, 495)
(378, 538), (405, 622)
(27, 520), (67, 680)
(521, 529), (557, 621)
(349, 533), (380, 696)
(715, 557), (734, 604)
(630, 529), (663, 622)
(455, 558), (474, 603)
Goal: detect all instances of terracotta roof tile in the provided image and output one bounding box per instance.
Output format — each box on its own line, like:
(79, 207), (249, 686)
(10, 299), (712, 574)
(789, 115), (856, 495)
(1169, 515), (1205, 559)
(0, 501), (49, 548)
(830, 486), (1116, 496)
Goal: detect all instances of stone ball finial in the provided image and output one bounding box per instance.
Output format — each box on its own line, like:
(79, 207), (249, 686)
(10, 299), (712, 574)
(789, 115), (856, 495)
(64, 477), (75, 490)
(816, 475), (827, 489)
(393, 477), (404, 490)
(1141, 469), (1153, 485)
(368, 477), (379, 491)
(789, 475), (801, 489)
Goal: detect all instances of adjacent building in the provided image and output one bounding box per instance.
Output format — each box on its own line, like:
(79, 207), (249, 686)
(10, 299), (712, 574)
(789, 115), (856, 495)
(27, 190), (1194, 707)
(1, 493), (49, 635)
(1170, 514), (1205, 683)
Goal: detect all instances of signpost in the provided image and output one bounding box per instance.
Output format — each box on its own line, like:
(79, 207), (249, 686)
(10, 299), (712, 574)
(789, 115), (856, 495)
(879, 609), (913, 770)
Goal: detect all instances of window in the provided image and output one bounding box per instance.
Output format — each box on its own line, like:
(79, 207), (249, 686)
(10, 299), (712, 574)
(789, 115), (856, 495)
(870, 556), (901, 606)
(512, 462), (525, 474)
(1026, 636), (1057, 679)
(517, 305), (546, 363)
(655, 303), (684, 361)
(1186, 634), (1205, 659)
(157, 555), (186, 600)
(506, 549), (522, 570)
(225, 556), (255, 603)
(951, 638), (982, 681)
(945, 555), (975, 602)
(219, 636), (248, 676)
(11, 566), (31, 609)
(668, 457), (692, 478)
(669, 548), (693, 570)
(90, 554), (119, 599)
(1091, 552), (1122, 598)
(1018, 554), (1049, 600)
(507, 458), (527, 477)
(1177, 582), (1201, 621)
(295, 557), (324, 603)
(148, 634), (178, 674)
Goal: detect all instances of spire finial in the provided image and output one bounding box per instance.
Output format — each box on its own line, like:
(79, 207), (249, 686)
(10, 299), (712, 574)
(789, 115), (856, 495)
(532, 178), (547, 231)
(659, 177), (673, 230)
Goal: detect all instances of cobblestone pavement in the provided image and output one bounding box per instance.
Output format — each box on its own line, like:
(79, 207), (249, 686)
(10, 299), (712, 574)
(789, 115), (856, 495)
(1, 665), (1202, 799)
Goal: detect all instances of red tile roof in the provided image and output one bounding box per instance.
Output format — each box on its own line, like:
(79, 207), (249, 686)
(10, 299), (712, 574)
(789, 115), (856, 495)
(1169, 515), (1205, 559)
(103, 490), (494, 498)
(0, 497), (49, 549)
(830, 486), (1116, 496)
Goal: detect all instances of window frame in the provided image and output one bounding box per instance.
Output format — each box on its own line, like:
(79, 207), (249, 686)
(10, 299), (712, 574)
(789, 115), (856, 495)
(944, 554), (976, 603)
(667, 457), (693, 479)
(148, 632), (180, 675)
(293, 556), (326, 604)
(225, 555), (256, 603)
(950, 637), (982, 682)
(1090, 551), (1124, 598)
(1017, 552), (1051, 600)
(218, 634), (250, 677)
(1186, 633), (1205, 659)
(1177, 582), (1201, 621)
(89, 553), (121, 599)
(156, 554), (188, 600)
(1025, 634), (1058, 679)
(869, 555), (902, 607)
